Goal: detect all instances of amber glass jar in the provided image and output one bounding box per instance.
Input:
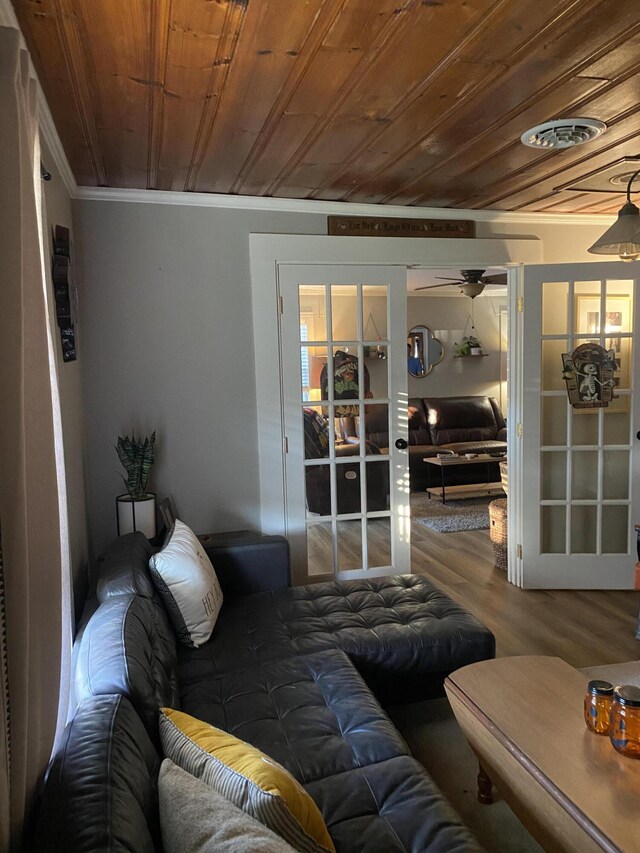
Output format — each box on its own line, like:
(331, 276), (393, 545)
(584, 680), (614, 734)
(610, 685), (640, 758)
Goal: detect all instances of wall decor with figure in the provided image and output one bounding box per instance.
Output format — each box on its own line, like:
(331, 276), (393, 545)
(319, 350), (371, 416)
(561, 342), (617, 409)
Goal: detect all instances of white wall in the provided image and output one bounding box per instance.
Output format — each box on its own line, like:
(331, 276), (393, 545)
(73, 197), (612, 556)
(407, 293), (506, 404)
(73, 201), (327, 556)
(41, 141), (89, 616)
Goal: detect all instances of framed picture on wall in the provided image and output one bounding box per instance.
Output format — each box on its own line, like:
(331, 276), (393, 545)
(158, 497), (178, 533)
(575, 294), (630, 413)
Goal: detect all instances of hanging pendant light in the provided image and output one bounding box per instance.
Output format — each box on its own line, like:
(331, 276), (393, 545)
(588, 168), (640, 262)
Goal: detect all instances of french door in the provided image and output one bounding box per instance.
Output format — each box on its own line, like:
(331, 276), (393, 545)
(279, 264), (409, 585)
(518, 262), (640, 588)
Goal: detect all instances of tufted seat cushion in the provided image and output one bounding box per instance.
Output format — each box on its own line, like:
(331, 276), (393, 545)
(180, 649), (410, 783)
(305, 756), (484, 853)
(178, 575), (494, 702)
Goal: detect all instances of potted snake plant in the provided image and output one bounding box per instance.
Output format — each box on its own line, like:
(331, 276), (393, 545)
(115, 431), (157, 538)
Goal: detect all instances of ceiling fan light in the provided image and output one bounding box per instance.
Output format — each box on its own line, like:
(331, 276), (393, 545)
(460, 282), (485, 298)
(588, 201), (640, 260)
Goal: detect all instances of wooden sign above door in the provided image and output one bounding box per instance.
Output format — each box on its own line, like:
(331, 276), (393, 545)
(327, 215), (475, 239)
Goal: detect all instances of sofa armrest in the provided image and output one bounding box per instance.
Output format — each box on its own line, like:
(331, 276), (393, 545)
(200, 531), (291, 597)
(489, 396), (507, 432)
(33, 694), (161, 853)
(497, 426), (507, 442)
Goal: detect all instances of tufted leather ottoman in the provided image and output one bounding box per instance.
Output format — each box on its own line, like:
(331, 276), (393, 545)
(178, 574), (495, 704)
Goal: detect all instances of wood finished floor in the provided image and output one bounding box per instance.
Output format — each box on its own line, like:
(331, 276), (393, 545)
(410, 521), (640, 668)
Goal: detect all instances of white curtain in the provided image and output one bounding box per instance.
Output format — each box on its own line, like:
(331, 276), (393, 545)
(0, 26), (71, 851)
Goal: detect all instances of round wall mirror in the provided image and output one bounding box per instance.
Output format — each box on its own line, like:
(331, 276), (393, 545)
(407, 325), (444, 377)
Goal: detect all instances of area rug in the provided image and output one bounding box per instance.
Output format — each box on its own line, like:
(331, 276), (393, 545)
(410, 493), (491, 533)
(388, 698), (542, 853)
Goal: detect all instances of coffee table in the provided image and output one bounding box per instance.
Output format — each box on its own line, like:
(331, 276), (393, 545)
(423, 453), (506, 504)
(445, 656), (640, 853)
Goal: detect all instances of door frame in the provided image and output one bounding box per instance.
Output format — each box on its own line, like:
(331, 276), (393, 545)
(249, 234), (542, 566)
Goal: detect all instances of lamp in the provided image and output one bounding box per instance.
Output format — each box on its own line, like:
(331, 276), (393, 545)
(588, 168), (640, 262)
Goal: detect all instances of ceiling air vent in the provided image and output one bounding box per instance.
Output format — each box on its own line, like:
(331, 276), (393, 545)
(520, 118), (607, 149)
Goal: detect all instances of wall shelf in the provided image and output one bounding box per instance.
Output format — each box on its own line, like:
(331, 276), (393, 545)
(453, 353), (489, 358)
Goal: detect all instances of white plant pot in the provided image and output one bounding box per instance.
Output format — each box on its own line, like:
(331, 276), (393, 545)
(470, 347), (483, 355)
(116, 493), (156, 538)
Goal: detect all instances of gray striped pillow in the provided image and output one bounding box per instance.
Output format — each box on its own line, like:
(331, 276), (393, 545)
(159, 708), (335, 853)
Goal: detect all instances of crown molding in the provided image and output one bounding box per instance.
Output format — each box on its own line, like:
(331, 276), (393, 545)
(38, 92), (78, 198)
(74, 185), (615, 226)
(0, 0), (17, 27)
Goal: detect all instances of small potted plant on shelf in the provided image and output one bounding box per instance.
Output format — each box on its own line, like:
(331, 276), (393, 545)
(454, 335), (483, 357)
(115, 431), (157, 538)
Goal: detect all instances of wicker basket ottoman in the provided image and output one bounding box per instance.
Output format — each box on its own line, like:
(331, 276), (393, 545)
(499, 460), (508, 496)
(489, 498), (508, 571)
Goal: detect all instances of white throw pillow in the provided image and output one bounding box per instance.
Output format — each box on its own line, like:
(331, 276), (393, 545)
(149, 520), (223, 647)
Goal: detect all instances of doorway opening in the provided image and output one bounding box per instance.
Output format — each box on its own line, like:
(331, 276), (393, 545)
(249, 233), (542, 586)
(405, 265), (511, 573)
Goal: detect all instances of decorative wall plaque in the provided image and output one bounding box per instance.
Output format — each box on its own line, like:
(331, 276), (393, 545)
(52, 225), (77, 362)
(319, 350), (370, 416)
(327, 215), (475, 239)
(561, 342), (616, 408)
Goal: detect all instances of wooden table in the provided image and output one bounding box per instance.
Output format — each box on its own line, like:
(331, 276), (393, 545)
(445, 656), (640, 853)
(423, 453), (505, 503)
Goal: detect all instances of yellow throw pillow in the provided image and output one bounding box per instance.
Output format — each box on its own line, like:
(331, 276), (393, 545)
(159, 708), (335, 853)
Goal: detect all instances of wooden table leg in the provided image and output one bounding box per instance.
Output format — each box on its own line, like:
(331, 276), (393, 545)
(477, 764), (494, 805)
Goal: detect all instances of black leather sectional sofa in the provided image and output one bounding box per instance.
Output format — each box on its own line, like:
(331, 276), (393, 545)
(33, 532), (495, 852)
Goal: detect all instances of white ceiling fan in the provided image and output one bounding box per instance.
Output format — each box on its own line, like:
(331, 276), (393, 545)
(414, 269), (507, 298)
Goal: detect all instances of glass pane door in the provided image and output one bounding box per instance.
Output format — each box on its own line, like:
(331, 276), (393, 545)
(521, 262), (639, 588)
(279, 265), (409, 584)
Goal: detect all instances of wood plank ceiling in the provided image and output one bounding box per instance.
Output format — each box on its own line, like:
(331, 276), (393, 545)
(12, 0), (640, 213)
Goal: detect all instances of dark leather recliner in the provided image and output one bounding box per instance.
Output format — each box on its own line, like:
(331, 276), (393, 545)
(303, 408), (389, 515)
